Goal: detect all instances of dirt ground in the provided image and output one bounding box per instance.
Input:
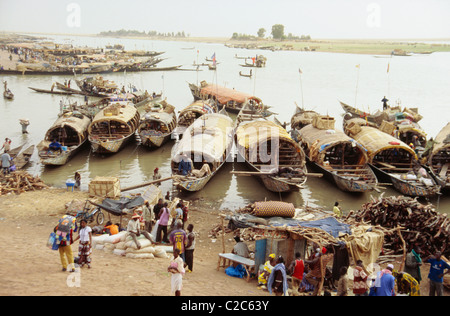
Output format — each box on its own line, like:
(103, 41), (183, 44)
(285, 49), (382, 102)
(0, 188), (448, 296)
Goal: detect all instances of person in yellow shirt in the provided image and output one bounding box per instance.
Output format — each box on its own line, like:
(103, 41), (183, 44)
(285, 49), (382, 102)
(258, 254), (277, 289)
(333, 202), (343, 218)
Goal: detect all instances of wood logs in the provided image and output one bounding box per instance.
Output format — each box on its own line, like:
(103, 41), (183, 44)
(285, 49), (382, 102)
(347, 195), (450, 258)
(0, 171), (48, 196)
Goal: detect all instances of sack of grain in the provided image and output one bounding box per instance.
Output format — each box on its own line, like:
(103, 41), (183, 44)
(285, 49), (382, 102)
(115, 241), (127, 250)
(125, 239), (152, 250)
(103, 243), (116, 253)
(125, 246), (155, 254)
(92, 234), (110, 247)
(113, 249), (126, 256)
(126, 253), (155, 259)
(104, 231), (127, 244)
(95, 244), (105, 250)
(154, 246), (169, 259)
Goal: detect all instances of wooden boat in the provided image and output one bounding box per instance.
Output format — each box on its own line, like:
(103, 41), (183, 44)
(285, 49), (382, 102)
(340, 100), (389, 125)
(177, 99), (218, 130)
(138, 100), (177, 148)
(344, 118), (441, 197)
(76, 75), (118, 97)
(188, 81), (273, 115)
(427, 122), (450, 192)
(8, 144), (25, 159)
(171, 110), (234, 192)
(3, 81), (14, 99)
(235, 104), (308, 193)
(296, 115), (378, 192)
(3, 90), (14, 99)
(38, 112), (91, 166)
(239, 70), (252, 78)
(29, 87), (75, 95)
(13, 145), (35, 169)
(88, 102), (140, 154)
(290, 105), (319, 139)
(341, 100), (427, 148)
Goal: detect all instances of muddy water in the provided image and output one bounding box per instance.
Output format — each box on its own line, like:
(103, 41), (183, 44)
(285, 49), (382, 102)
(1, 34), (449, 214)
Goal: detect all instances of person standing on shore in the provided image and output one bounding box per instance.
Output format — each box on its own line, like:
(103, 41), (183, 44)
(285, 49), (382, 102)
(374, 264), (396, 296)
(185, 224), (195, 272)
(73, 219), (92, 269)
(157, 203), (170, 243)
(423, 251), (450, 296)
(169, 220), (187, 261)
(353, 260), (369, 296)
(54, 215), (77, 273)
(168, 248), (185, 296)
(1, 151), (11, 175)
(404, 245), (423, 284)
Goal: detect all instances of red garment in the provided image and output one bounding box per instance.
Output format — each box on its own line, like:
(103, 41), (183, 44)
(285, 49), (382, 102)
(353, 266), (369, 295)
(292, 259), (305, 280)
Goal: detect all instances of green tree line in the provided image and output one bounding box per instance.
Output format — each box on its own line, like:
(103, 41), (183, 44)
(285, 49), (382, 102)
(231, 25), (311, 41)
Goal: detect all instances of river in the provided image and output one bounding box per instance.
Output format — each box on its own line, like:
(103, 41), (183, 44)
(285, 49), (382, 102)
(1, 34), (449, 214)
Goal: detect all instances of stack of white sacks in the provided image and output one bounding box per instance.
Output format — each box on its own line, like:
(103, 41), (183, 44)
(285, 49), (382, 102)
(91, 231), (172, 260)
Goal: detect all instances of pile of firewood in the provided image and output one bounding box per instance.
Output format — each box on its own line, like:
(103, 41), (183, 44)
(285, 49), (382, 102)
(0, 171), (48, 196)
(346, 195), (449, 257)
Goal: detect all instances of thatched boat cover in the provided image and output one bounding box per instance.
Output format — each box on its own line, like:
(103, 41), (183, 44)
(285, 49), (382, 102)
(179, 100), (217, 117)
(350, 125), (416, 161)
(45, 113), (91, 140)
(430, 122), (450, 158)
(299, 124), (369, 164)
(236, 119), (299, 150)
(172, 113), (233, 163)
(142, 101), (176, 125)
(200, 84), (261, 105)
(291, 108), (319, 130)
(88, 102), (138, 132)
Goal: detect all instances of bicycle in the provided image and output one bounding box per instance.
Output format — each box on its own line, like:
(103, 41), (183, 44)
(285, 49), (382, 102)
(73, 200), (105, 226)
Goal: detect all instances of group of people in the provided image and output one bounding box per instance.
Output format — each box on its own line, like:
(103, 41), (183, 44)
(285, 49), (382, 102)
(254, 242), (449, 296)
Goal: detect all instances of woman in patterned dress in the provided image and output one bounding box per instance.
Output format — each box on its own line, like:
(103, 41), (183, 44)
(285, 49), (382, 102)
(74, 219), (92, 269)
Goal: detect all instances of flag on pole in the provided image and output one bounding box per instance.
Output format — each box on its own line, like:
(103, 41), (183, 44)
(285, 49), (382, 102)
(212, 53), (216, 66)
(356, 64), (360, 69)
(299, 68), (303, 74)
(387, 62), (390, 73)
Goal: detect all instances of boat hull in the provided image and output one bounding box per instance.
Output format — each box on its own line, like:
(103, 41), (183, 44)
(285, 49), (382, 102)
(140, 133), (172, 149)
(307, 160), (376, 193)
(40, 143), (85, 166)
(89, 134), (133, 154)
(370, 164), (441, 197)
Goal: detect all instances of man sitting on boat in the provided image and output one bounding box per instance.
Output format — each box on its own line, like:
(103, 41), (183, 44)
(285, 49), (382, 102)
(191, 162), (212, 178)
(178, 154), (192, 176)
(49, 139), (63, 153)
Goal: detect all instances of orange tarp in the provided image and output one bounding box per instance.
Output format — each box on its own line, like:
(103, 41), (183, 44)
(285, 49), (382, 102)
(200, 85), (258, 105)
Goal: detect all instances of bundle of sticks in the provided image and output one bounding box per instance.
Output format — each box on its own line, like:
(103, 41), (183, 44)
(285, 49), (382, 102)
(346, 195), (449, 257)
(0, 171), (48, 196)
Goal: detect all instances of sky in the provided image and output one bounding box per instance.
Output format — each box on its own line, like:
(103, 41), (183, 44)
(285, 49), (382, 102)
(0, 0), (449, 39)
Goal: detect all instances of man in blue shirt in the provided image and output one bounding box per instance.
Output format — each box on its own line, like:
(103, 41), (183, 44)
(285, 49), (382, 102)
(178, 154), (192, 176)
(424, 251), (450, 296)
(375, 264), (396, 296)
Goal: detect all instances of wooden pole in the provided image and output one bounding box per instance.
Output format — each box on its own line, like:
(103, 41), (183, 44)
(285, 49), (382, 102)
(397, 226), (407, 271)
(120, 176), (173, 192)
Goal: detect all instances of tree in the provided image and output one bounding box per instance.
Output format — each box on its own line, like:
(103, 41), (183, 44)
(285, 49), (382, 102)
(271, 24), (285, 40)
(257, 28), (266, 38)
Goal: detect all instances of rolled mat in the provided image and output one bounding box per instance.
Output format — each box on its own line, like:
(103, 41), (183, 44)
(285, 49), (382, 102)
(253, 201), (295, 218)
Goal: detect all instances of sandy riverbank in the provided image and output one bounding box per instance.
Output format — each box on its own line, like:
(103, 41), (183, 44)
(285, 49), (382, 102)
(0, 187), (447, 296)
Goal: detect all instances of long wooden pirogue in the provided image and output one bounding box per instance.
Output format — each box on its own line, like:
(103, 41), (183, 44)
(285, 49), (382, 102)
(138, 100), (177, 149)
(88, 102), (140, 154)
(344, 118), (440, 197)
(295, 114), (378, 193)
(234, 103), (308, 192)
(38, 111), (91, 165)
(171, 109), (234, 192)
